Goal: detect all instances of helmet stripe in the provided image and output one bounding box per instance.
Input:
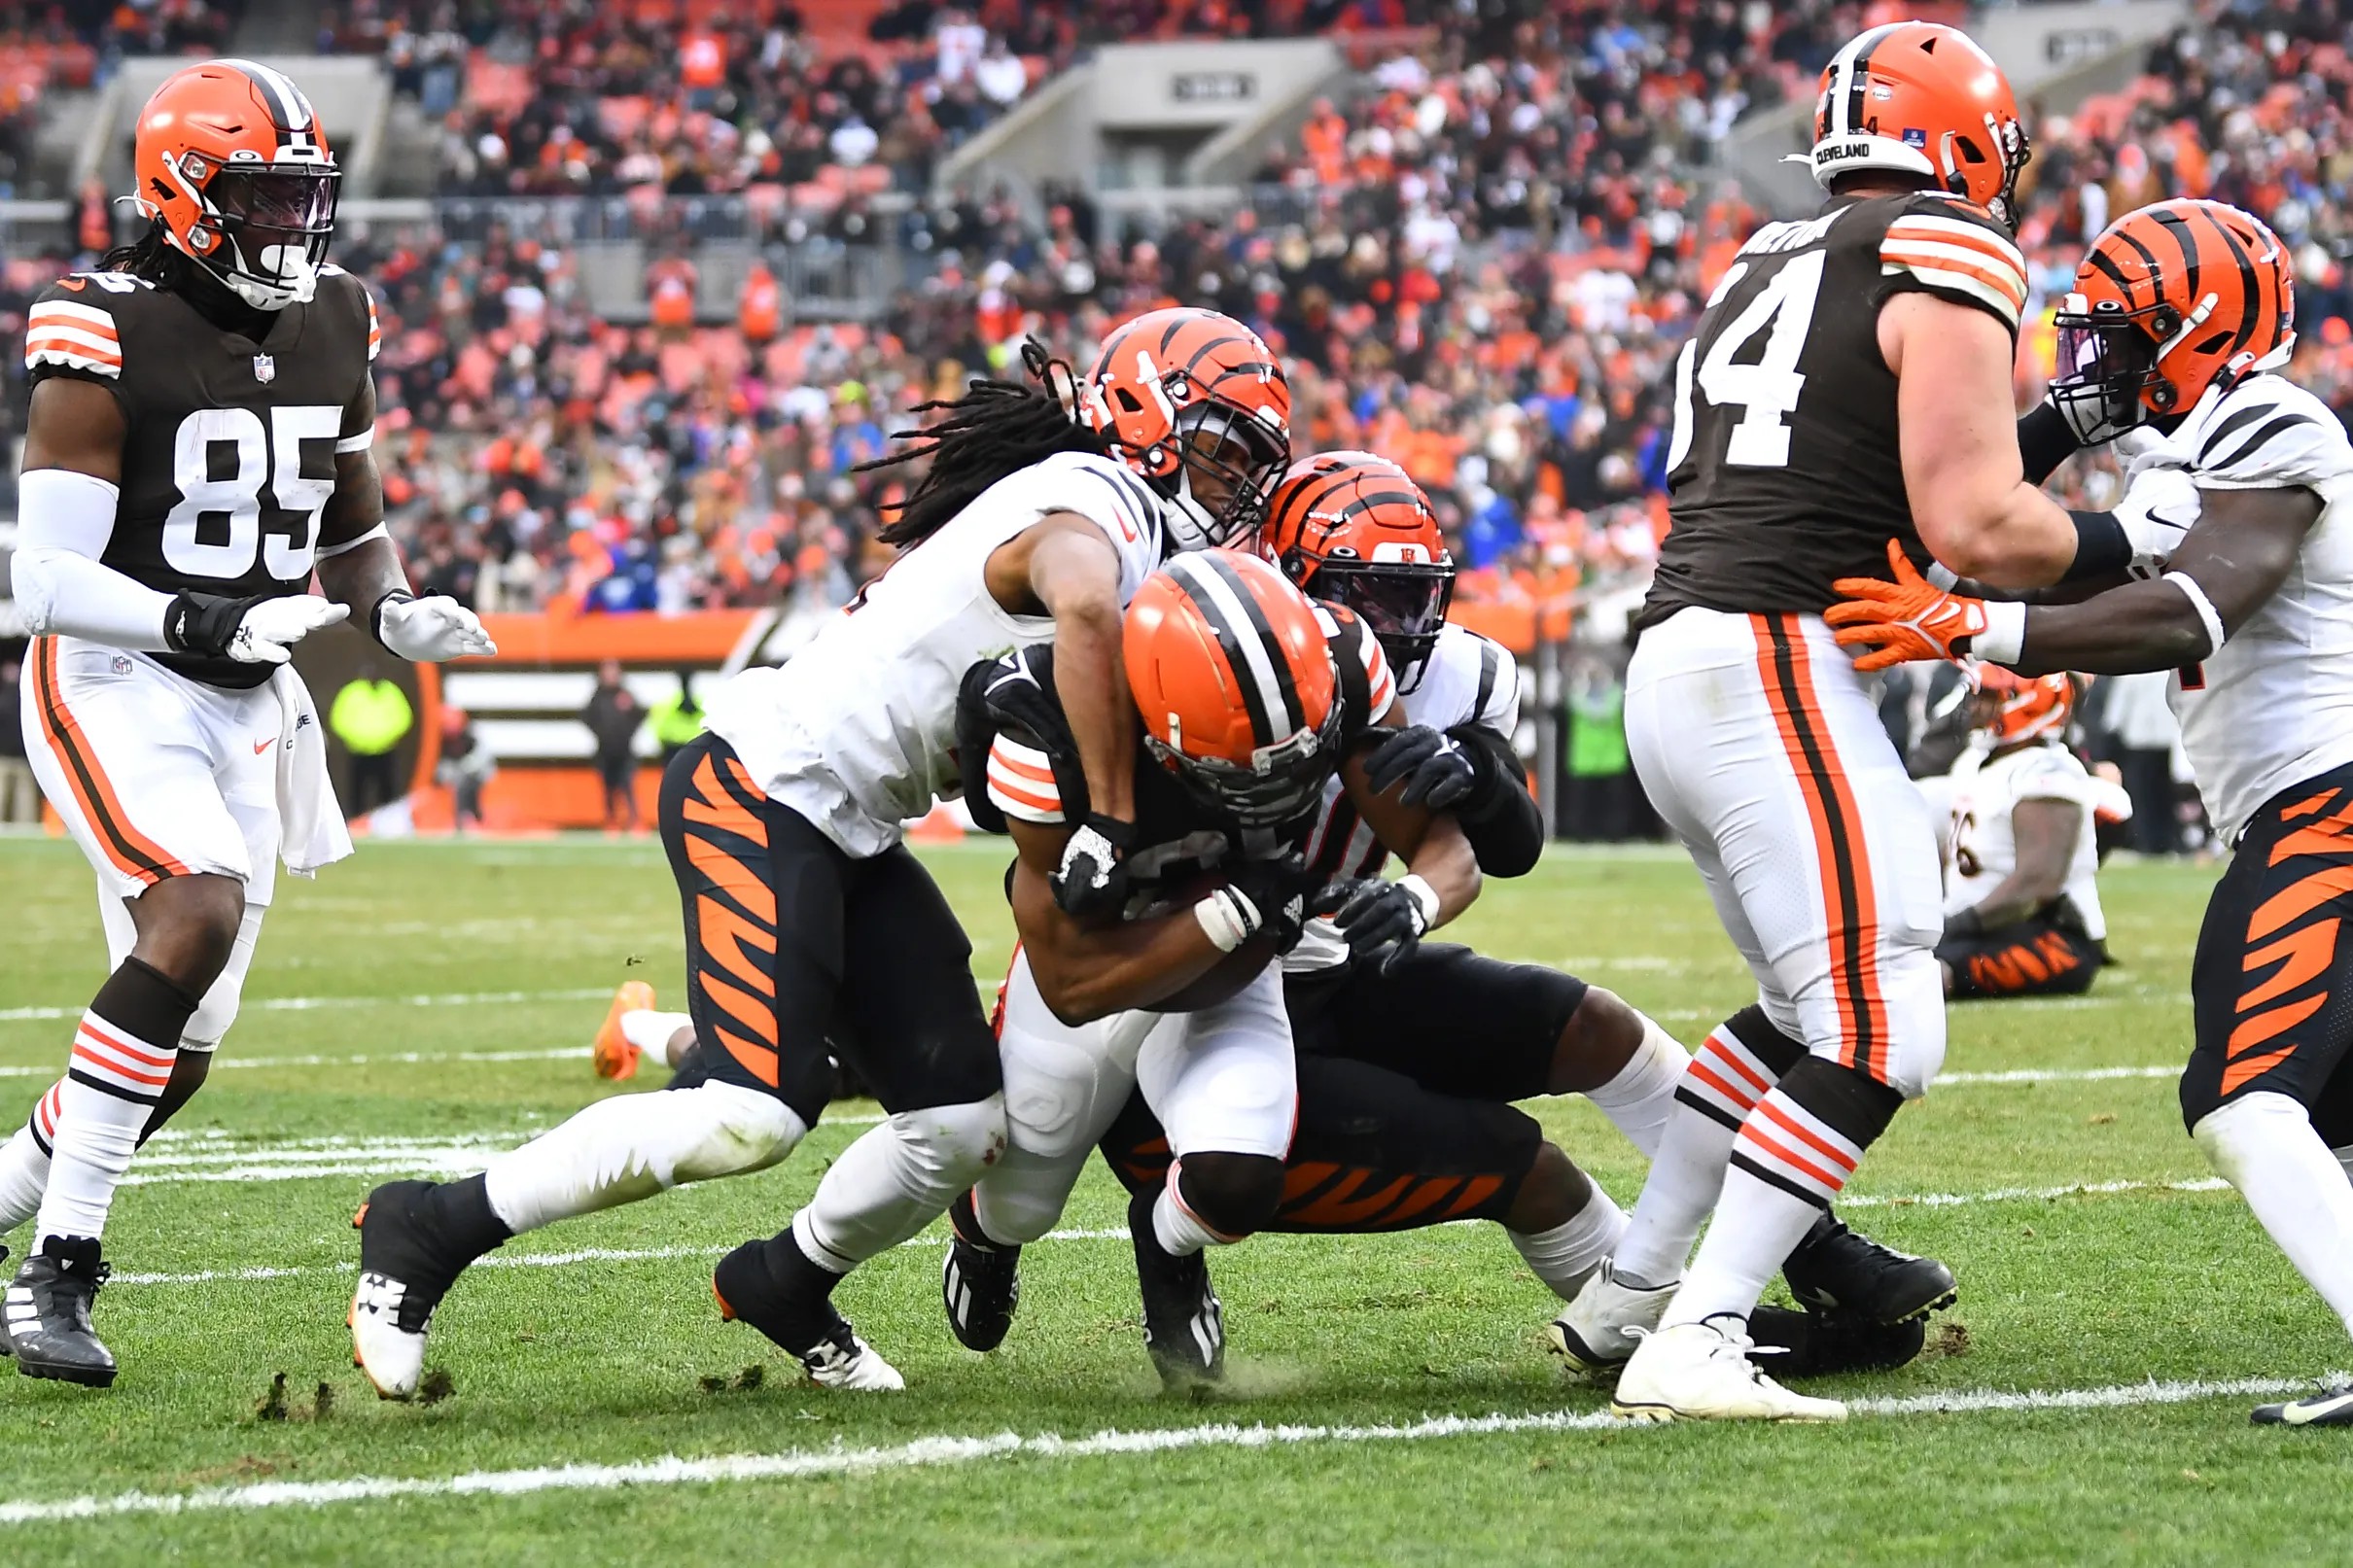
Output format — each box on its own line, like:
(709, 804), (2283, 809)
(1166, 553), (1301, 749)
(2149, 207), (2203, 324)
(2194, 205), (2264, 361)
(218, 57), (314, 131)
(1830, 23), (1899, 136)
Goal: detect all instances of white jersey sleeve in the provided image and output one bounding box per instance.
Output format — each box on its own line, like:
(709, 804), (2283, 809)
(1400, 623), (1517, 734)
(996, 450), (1169, 603)
(2184, 377), (2351, 492)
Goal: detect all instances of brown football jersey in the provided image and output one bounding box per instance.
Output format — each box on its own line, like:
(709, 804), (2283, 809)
(1636, 192), (2029, 632)
(24, 262), (379, 687)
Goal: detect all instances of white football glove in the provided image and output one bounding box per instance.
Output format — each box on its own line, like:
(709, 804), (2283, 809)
(2112, 462), (2203, 579)
(375, 593), (498, 661)
(227, 595), (350, 665)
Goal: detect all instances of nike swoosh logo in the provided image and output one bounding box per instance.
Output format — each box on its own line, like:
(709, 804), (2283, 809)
(2283, 1391), (2353, 1425)
(254, 738), (277, 754)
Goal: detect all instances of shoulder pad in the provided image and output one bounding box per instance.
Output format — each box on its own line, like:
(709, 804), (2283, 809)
(1879, 196), (2027, 331)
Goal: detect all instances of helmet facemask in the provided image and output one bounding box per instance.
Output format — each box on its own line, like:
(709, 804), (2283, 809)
(1161, 404), (1290, 554)
(171, 156), (341, 311)
(2050, 295), (2178, 444)
(1146, 697), (1344, 827)
(1301, 554), (1455, 694)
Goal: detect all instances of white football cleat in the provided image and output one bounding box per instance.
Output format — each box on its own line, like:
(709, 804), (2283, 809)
(348, 1271), (428, 1400)
(1611, 1316), (1847, 1423)
(802, 1323), (905, 1392)
(1548, 1259), (1677, 1378)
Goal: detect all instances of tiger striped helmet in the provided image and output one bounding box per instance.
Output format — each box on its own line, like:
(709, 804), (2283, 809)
(2052, 198), (2297, 444)
(133, 59), (339, 310)
(1968, 664), (2075, 748)
(1810, 22), (2029, 229)
(1264, 450), (1453, 692)
(1125, 549), (1342, 826)
(1082, 307), (1293, 554)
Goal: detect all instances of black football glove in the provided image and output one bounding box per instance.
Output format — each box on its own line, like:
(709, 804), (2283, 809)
(1363, 724), (1483, 811)
(1313, 874), (1436, 970)
(1051, 812), (1137, 919)
(1227, 853), (1317, 955)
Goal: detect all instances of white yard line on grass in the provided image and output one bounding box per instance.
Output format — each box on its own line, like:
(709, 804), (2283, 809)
(0, 1373), (2326, 1525)
(0, 988), (612, 1025)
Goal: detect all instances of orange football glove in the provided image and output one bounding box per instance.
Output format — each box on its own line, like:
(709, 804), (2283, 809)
(1824, 540), (1991, 673)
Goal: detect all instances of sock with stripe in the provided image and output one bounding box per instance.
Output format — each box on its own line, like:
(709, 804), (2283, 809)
(1663, 1057), (1902, 1328)
(619, 1009), (695, 1069)
(482, 1081), (807, 1235)
(0, 1084), (63, 1234)
(1583, 1012), (1689, 1160)
(35, 957), (197, 1245)
(1510, 1184), (1627, 1302)
(2198, 1093), (2353, 1340)
(1612, 1005), (1802, 1289)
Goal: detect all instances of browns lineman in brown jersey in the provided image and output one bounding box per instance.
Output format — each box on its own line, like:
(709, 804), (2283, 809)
(1552, 21), (2195, 1424)
(1, 59), (492, 1385)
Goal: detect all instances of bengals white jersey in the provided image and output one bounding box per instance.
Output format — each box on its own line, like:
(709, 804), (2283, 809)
(1286, 622), (1516, 971)
(705, 450), (1169, 855)
(2117, 374), (2353, 843)
(1915, 742), (2125, 942)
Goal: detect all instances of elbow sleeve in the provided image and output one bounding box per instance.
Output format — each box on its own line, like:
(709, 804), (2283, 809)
(16, 469), (174, 647)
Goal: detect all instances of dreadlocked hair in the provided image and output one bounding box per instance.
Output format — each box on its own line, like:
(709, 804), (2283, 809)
(859, 339), (1110, 548)
(98, 215), (182, 282)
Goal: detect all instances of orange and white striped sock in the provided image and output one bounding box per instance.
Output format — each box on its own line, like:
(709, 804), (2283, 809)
(1612, 1012), (1794, 1288)
(0, 1084), (63, 1233)
(35, 958), (194, 1245)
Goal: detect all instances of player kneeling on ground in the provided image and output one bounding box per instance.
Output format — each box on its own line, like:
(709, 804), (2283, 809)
(946, 453), (1953, 1387)
(1830, 197), (2353, 1426)
(1914, 667), (2125, 1001)
(2, 60), (493, 1386)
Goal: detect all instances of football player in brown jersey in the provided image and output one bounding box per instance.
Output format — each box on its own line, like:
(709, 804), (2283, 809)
(1556, 21), (2195, 1422)
(3, 59), (492, 1385)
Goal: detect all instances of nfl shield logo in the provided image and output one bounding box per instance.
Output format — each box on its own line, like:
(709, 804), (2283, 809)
(253, 354), (276, 384)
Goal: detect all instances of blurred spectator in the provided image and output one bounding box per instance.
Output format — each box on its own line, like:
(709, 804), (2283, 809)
(2101, 672), (2187, 856)
(0, 656), (37, 825)
(331, 666), (416, 820)
(582, 660), (644, 833)
(435, 705), (494, 833)
(649, 671), (708, 764)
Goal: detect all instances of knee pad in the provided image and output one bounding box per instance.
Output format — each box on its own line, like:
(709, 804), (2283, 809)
(1001, 1031), (1118, 1161)
(2193, 1090), (2309, 1188)
(888, 1093), (1008, 1188)
(183, 904), (263, 1050)
(973, 1146), (1085, 1245)
(1173, 1152), (1285, 1239)
(668, 1082), (808, 1184)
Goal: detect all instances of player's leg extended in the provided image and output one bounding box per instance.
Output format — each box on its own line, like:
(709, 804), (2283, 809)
(717, 827), (1005, 1387)
(352, 737), (813, 1398)
(1617, 613), (1945, 1421)
(9, 641), (255, 1385)
(1941, 918), (2104, 1000)
(2176, 770), (2353, 1425)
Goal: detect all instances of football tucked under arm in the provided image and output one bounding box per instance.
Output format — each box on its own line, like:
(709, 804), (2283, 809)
(1003, 816), (1237, 1026)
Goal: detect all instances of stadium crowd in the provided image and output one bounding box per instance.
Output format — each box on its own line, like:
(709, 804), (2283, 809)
(2, 0), (2349, 636)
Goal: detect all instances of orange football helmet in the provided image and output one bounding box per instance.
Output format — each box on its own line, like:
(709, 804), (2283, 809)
(133, 59), (339, 310)
(1082, 306), (1293, 553)
(2051, 198), (2296, 443)
(1969, 664), (2075, 747)
(1126, 549), (1342, 825)
(1810, 22), (2029, 228)
(1264, 450), (1453, 692)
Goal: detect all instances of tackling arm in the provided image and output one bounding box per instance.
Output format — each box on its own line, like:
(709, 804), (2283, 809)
(990, 513), (1139, 824)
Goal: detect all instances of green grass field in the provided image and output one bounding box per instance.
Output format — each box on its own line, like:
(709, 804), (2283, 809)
(1, 832), (2345, 1566)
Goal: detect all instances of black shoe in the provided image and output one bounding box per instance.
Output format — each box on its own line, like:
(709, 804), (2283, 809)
(1781, 1214), (1956, 1325)
(7, 1237), (116, 1387)
(1747, 1303), (1928, 1376)
(1129, 1186), (1223, 1392)
(713, 1237), (903, 1390)
(941, 1192), (1020, 1352)
(350, 1177), (509, 1400)
(2254, 1386), (2353, 1427)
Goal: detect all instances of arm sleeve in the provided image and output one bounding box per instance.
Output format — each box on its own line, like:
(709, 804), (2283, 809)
(1878, 201), (2028, 333)
(1448, 722), (1545, 877)
(12, 468), (176, 648)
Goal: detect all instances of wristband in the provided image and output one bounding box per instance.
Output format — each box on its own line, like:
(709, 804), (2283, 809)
(1968, 601), (2027, 666)
(1397, 873), (1441, 932)
(2018, 401), (2081, 486)
(2059, 509), (2130, 583)
(2161, 571), (2227, 656)
(1194, 887), (1261, 953)
(369, 588), (416, 646)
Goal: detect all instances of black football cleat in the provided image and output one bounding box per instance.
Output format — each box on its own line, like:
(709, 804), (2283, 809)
(1747, 1303), (1928, 1376)
(941, 1191), (1021, 1352)
(7, 1236), (116, 1386)
(2253, 1387), (2353, 1427)
(713, 1237), (902, 1391)
(349, 1178), (504, 1400)
(1129, 1185), (1224, 1393)
(1781, 1214), (1956, 1325)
